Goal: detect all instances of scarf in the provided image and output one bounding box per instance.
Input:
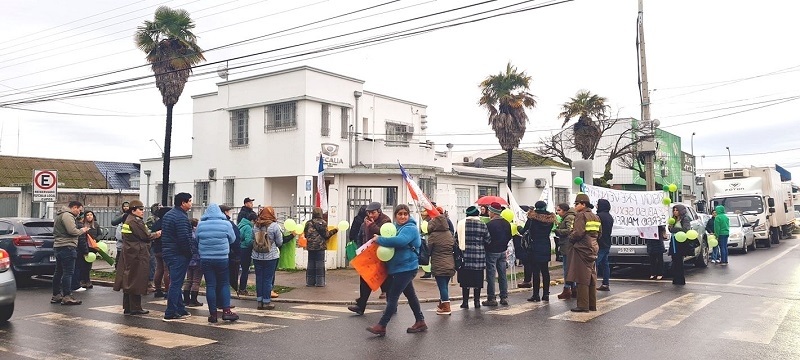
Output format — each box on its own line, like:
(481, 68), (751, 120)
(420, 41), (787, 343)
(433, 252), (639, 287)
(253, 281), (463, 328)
(255, 206), (276, 228)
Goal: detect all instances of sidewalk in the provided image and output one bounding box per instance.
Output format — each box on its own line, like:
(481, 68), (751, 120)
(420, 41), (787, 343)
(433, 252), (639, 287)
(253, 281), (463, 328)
(91, 262), (566, 305)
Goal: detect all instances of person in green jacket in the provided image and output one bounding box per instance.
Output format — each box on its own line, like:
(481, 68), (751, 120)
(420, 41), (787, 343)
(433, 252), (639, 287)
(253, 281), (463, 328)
(714, 205), (730, 265)
(236, 212), (257, 296)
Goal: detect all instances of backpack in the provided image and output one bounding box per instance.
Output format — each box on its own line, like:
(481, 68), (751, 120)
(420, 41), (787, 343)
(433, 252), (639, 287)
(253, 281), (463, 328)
(520, 230), (534, 252)
(253, 228), (271, 253)
(410, 239), (430, 266)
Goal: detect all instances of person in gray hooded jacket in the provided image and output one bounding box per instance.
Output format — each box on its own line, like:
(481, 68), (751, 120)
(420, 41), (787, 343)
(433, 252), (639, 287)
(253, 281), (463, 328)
(52, 201), (89, 305)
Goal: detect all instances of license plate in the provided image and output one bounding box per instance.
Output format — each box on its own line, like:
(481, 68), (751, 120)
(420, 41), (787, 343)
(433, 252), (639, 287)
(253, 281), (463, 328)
(618, 247), (635, 254)
(50, 256), (56, 262)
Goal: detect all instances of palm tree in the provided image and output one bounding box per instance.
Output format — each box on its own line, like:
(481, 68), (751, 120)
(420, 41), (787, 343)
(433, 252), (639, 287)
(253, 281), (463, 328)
(135, 6), (205, 205)
(479, 62), (537, 189)
(558, 90), (609, 160)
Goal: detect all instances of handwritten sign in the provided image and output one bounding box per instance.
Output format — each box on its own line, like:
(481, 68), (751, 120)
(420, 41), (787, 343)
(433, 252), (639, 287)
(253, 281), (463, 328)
(350, 242), (388, 291)
(583, 184), (669, 227)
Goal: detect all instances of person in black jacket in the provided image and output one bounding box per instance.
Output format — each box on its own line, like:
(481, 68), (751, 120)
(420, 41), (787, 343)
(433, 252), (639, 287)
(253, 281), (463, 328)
(161, 193), (194, 321)
(595, 199), (614, 291)
(706, 210), (719, 263)
(349, 206), (367, 244)
(236, 197), (256, 224)
(484, 202), (511, 306)
(522, 201), (556, 302)
(668, 204), (692, 286)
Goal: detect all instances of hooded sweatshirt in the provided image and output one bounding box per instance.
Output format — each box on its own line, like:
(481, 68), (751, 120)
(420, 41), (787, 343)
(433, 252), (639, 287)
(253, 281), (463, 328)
(376, 217), (421, 275)
(714, 205), (730, 236)
(596, 199), (614, 249)
(53, 206), (83, 248)
(195, 204), (236, 260)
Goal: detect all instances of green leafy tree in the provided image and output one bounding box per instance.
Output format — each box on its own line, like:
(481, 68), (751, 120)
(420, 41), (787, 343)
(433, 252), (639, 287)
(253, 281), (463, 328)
(135, 6), (205, 205)
(479, 62), (537, 188)
(558, 90), (609, 160)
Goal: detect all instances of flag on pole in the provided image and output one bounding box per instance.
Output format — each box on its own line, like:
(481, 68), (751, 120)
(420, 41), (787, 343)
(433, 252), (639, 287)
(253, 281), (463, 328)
(316, 154), (328, 211)
(399, 163), (439, 217)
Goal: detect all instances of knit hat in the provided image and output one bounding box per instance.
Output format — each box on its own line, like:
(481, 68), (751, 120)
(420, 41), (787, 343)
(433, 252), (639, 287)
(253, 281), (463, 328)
(534, 201), (547, 210)
(575, 193), (591, 204)
(465, 205), (480, 217)
(488, 202), (503, 214)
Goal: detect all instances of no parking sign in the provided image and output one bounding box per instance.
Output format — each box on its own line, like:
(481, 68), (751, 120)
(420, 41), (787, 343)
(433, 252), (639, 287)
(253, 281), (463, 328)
(33, 170), (58, 202)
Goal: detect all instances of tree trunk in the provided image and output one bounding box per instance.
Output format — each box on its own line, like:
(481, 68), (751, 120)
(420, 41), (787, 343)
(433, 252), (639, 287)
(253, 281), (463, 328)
(506, 149), (512, 200)
(161, 104), (174, 206)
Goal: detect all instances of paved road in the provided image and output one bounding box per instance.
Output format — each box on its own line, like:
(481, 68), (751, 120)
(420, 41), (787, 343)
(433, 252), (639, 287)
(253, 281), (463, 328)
(2, 238), (799, 360)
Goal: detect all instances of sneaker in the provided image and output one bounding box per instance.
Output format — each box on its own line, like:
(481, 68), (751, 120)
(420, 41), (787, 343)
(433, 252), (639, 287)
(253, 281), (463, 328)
(420, 273), (432, 279)
(74, 287), (87, 292)
(50, 294), (63, 304)
(222, 311), (239, 322)
(720, 262), (728, 266)
(264, 302), (275, 310)
(597, 285), (610, 291)
(61, 295), (82, 305)
(179, 311), (192, 317)
(481, 299), (498, 307)
(499, 298), (509, 306)
(162, 314), (186, 322)
(517, 282), (532, 288)
(208, 315), (218, 323)
(153, 290), (165, 298)
(129, 310), (150, 316)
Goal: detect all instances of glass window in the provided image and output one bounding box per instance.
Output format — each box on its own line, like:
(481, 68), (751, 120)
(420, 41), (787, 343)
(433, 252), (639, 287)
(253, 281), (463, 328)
(340, 107), (349, 139)
(194, 181), (210, 206)
(321, 104), (330, 137)
(478, 186), (498, 197)
(265, 102), (297, 132)
(385, 122), (410, 147)
(229, 109), (249, 148)
(23, 222), (54, 236)
(711, 196), (764, 215)
(224, 179), (235, 206)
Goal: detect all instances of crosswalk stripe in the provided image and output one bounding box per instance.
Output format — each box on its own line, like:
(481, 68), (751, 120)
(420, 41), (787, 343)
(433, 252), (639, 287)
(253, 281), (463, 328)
(718, 299), (791, 344)
(550, 289), (659, 323)
(292, 304), (381, 314)
(146, 299), (337, 321)
(486, 301), (550, 315)
(627, 293), (720, 329)
(0, 344), (90, 360)
(22, 312), (216, 349)
(90, 306), (285, 333)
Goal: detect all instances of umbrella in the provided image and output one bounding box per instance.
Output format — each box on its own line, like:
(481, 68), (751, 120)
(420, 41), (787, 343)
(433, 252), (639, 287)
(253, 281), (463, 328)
(475, 196), (508, 206)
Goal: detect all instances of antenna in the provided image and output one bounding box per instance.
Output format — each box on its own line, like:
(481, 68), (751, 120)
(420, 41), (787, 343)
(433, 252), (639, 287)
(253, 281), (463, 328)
(217, 61), (229, 80)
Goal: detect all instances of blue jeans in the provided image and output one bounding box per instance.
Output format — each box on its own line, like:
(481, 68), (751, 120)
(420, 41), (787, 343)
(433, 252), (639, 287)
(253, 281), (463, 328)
(238, 246), (253, 291)
(52, 247), (76, 296)
(164, 255), (189, 317)
(435, 276), (451, 301)
(253, 259), (278, 303)
(202, 258), (231, 313)
(711, 246), (720, 261)
(563, 255), (575, 290)
(596, 247), (610, 286)
(718, 235), (729, 263)
(379, 270), (424, 326)
(485, 252), (508, 300)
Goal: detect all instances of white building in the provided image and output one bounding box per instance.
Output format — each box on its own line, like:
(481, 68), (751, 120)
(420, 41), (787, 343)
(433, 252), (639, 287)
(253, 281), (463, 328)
(141, 66), (543, 268)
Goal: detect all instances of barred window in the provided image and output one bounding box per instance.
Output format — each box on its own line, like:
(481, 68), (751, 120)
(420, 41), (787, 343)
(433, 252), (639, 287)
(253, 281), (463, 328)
(156, 183), (176, 206)
(224, 179), (235, 206)
(555, 187), (569, 205)
(340, 107), (349, 139)
(384, 187), (398, 207)
(265, 101), (297, 132)
(230, 109), (249, 148)
(194, 181), (210, 206)
(385, 121), (410, 147)
(418, 177), (436, 202)
(321, 104), (330, 137)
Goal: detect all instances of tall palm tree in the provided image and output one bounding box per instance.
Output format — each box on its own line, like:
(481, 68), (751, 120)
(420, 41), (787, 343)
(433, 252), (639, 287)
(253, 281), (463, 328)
(558, 90), (609, 160)
(479, 62), (537, 189)
(135, 6), (205, 205)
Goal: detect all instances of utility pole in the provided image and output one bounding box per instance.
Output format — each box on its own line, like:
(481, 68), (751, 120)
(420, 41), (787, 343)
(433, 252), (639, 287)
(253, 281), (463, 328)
(638, 0), (657, 191)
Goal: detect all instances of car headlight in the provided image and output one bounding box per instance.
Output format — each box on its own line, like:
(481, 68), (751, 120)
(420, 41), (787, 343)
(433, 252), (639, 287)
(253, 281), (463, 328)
(729, 232), (742, 240)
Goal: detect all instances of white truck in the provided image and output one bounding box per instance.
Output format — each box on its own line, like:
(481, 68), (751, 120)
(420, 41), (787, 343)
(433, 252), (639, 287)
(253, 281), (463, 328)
(705, 166), (795, 248)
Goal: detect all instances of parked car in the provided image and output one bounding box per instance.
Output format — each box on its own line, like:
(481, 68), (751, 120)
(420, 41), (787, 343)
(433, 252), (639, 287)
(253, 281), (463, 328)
(0, 248), (15, 322)
(609, 206), (709, 269)
(0, 218), (56, 281)
(728, 213), (756, 253)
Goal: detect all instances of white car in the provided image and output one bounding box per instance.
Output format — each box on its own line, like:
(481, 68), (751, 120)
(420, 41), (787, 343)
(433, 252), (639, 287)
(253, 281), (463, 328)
(727, 214), (756, 254)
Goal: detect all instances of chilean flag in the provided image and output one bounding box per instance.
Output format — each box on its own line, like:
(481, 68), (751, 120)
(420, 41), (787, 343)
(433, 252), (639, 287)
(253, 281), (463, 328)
(316, 154), (328, 211)
(399, 163), (439, 217)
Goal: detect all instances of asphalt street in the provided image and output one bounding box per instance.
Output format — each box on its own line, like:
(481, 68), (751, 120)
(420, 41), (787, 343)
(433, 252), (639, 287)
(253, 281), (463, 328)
(2, 237), (799, 360)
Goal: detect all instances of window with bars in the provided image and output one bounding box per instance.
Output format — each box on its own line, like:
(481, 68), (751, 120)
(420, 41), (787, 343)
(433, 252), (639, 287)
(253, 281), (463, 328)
(478, 186), (498, 197)
(321, 104), (330, 137)
(229, 109), (249, 148)
(156, 183), (176, 206)
(384, 187), (398, 207)
(555, 187), (569, 205)
(340, 107), (349, 139)
(385, 122), (410, 147)
(264, 101), (297, 132)
(194, 181), (210, 206)
(418, 177), (436, 202)
(224, 179), (235, 206)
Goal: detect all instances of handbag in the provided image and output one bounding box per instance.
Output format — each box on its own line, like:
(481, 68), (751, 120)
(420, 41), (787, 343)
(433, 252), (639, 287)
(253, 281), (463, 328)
(453, 243), (464, 271)
(345, 241), (357, 261)
(410, 239), (430, 266)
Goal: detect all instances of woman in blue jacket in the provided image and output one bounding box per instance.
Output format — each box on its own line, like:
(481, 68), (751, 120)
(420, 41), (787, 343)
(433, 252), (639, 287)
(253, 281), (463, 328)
(196, 204), (238, 323)
(366, 204), (427, 336)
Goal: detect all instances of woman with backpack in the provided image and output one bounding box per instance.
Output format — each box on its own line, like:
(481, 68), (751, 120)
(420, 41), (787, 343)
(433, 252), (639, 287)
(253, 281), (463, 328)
(427, 213), (456, 315)
(303, 207), (338, 287)
(252, 207), (283, 310)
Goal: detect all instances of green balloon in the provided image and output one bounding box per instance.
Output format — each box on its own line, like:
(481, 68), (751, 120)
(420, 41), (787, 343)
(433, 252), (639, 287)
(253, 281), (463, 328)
(686, 229), (699, 240)
(480, 216), (490, 224)
(708, 235), (718, 247)
(675, 231), (687, 242)
(376, 246), (394, 261)
(663, 197), (672, 206)
(380, 223), (397, 237)
(668, 218), (676, 225)
(97, 241), (108, 253)
(668, 184), (678, 193)
(84, 253), (97, 262)
(574, 177), (584, 185)
(663, 184), (670, 192)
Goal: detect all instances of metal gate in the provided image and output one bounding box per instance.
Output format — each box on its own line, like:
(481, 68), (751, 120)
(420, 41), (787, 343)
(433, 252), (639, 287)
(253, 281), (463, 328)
(0, 197), (18, 217)
(345, 186), (398, 229)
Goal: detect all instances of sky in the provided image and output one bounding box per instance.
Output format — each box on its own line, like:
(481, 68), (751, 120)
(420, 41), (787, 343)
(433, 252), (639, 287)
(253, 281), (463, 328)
(0, 0), (798, 176)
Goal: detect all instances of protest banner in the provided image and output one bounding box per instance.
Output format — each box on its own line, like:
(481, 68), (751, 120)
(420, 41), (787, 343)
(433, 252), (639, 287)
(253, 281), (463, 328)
(350, 242), (388, 291)
(583, 184), (669, 227)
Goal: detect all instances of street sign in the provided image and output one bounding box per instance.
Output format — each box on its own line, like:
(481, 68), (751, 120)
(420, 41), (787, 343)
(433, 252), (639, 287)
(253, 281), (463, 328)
(33, 170), (58, 202)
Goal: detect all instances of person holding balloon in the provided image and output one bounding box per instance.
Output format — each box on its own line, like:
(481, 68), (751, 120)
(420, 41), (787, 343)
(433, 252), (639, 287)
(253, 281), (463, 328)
(366, 204), (427, 336)
(303, 207), (338, 287)
(668, 204), (692, 285)
(348, 202), (393, 315)
(705, 210), (719, 264)
(113, 200), (162, 315)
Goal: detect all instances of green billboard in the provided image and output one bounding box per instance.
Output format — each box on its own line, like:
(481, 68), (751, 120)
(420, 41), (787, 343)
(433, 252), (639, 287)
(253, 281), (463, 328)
(631, 128), (682, 189)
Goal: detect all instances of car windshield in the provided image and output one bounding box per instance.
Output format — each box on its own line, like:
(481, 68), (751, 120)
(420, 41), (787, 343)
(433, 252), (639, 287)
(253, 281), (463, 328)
(24, 222), (54, 236)
(712, 196), (764, 215)
(728, 216), (741, 227)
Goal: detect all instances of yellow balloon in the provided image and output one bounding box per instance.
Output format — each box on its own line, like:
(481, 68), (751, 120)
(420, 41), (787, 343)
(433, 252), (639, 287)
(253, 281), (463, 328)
(510, 222), (519, 236)
(84, 253), (97, 262)
(421, 220), (428, 234)
(376, 246), (394, 261)
(284, 218), (297, 231)
(338, 220), (349, 232)
(380, 223), (397, 237)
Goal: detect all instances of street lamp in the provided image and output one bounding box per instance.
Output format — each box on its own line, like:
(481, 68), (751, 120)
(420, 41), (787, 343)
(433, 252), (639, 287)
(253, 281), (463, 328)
(725, 146), (732, 170)
(144, 170), (151, 206)
(149, 139), (164, 156)
(691, 132), (696, 198)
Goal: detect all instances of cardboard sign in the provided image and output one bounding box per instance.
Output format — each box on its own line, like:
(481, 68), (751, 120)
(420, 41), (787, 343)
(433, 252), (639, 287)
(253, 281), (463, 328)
(350, 242), (387, 291)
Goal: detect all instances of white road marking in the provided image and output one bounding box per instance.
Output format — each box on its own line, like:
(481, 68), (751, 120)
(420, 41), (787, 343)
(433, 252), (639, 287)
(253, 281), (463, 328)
(0, 344), (90, 359)
(148, 299), (337, 321)
(627, 293), (720, 329)
(729, 243), (800, 285)
(22, 312), (215, 349)
(485, 301), (551, 315)
(550, 289), (659, 322)
(291, 304), (381, 314)
(90, 306), (285, 333)
(718, 299), (791, 344)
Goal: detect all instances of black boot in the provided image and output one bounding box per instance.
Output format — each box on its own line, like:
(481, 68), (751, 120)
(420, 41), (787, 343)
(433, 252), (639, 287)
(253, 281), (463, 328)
(473, 288), (481, 308)
(187, 291), (203, 307)
(460, 288), (469, 309)
(183, 290), (191, 305)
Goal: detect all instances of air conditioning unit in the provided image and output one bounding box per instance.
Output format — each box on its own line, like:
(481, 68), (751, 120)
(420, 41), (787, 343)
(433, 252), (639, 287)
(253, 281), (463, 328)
(534, 178), (547, 188)
(463, 156), (473, 163)
(406, 125), (415, 134)
(208, 168), (217, 181)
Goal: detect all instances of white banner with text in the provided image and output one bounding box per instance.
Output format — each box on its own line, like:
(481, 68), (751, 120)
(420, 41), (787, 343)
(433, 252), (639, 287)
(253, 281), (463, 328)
(583, 184), (669, 227)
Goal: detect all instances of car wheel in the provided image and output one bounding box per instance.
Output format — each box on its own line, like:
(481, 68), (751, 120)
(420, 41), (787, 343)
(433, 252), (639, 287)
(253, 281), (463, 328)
(742, 241), (748, 254)
(0, 303), (13, 323)
(748, 237), (757, 251)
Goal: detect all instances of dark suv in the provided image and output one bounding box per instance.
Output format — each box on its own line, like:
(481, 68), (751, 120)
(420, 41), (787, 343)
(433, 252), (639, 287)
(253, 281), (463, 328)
(0, 218), (56, 280)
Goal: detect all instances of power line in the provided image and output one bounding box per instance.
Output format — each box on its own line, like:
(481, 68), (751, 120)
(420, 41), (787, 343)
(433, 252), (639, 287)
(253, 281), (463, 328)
(652, 64), (800, 101)
(660, 96), (800, 129)
(651, 67), (800, 91)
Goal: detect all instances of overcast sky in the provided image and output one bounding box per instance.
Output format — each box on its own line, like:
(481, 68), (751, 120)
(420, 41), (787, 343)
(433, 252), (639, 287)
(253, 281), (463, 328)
(0, 0), (798, 176)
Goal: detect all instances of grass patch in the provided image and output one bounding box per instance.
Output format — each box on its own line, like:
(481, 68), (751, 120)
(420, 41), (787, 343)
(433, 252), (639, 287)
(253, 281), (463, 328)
(90, 270), (116, 280)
